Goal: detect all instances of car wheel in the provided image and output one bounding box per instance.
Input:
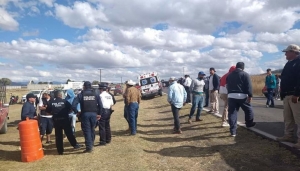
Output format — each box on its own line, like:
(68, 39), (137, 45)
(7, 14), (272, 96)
(159, 90), (163, 96)
(0, 117), (8, 134)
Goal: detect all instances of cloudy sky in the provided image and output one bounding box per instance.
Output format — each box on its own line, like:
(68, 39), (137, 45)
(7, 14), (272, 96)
(0, 0), (299, 83)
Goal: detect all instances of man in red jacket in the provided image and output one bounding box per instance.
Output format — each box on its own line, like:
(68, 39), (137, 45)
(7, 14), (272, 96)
(219, 66), (236, 127)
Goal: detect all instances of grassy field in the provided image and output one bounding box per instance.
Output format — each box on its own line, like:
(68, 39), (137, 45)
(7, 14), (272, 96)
(0, 91), (299, 171)
(250, 75), (266, 96)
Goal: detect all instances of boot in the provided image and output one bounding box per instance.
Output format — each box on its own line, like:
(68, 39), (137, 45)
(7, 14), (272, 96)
(293, 141), (300, 149)
(276, 135), (294, 143)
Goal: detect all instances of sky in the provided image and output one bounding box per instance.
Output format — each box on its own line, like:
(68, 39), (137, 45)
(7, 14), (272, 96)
(0, 0), (300, 83)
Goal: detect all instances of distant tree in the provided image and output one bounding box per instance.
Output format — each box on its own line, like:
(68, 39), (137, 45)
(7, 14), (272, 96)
(38, 82), (43, 84)
(31, 80), (35, 84)
(49, 82), (53, 84)
(43, 82), (48, 84)
(0, 78), (12, 85)
(92, 80), (99, 85)
(66, 79), (72, 84)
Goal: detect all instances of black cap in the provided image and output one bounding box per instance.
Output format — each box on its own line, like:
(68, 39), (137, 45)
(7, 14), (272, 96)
(236, 62), (245, 70)
(209, 67), (216, 72)
(83, 81), (92, 88)
(26, 93), (35, 100)
(99, 85), (107, 90)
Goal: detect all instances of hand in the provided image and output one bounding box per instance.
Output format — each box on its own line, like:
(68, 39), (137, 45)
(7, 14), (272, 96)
(291, 96), (299, 103)
(33, 116), (38, 119)
(96, 115), (101, 120)
(183, 103), (186, 106)
(246, 97), (252, 103)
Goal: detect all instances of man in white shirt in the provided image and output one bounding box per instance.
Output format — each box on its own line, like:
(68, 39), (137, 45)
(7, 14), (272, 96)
(38, 91), (53, 144)
(98, 86), (114, 146)
(183, 75), (192, 104)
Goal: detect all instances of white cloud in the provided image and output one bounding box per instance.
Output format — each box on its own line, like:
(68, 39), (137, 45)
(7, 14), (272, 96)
(39, 0), (55, 7)
(256, 29), (300, 45)
(54, 1), (108, 29)
(44, 10), (54, 16)
(0, 8), (18, 31)
(22, 29), (39, 37)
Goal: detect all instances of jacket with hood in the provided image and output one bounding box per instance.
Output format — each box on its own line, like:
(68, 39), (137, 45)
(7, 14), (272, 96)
(219, 66), (236, 94)
(65, 89), (81, 114)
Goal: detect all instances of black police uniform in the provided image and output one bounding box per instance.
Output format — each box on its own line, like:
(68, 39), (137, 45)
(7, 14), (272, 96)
(46, 97), (81, 154)
(77, 88), (103, 152)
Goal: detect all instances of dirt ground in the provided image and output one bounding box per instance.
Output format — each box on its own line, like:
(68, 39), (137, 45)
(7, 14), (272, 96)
(0, 91), (300, 171)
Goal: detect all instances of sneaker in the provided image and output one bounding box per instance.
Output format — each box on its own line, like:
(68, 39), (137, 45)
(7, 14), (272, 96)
(266, 105), (269, 108)
(246, 122), (256, 128)
(293, 142), (300, 149)
(83, 149), (93, 153)
(98, 142), (106, 146)
(173, 129), (182, 134)
(276, 136), (294, 143)
(188, 119), (192, 124)
(106, 141), (111, 144)
(195, 118), (203, 122)
(231, 134), (236, 137)
(269, 105), (275, 108)
(222, 122), (230, 127)
(58, 152), (63, 155)
(203, 105), (208, 107)
(73, 144), (84, 149)
(207, 110), (214, 114)
(214, 112), (219, 115)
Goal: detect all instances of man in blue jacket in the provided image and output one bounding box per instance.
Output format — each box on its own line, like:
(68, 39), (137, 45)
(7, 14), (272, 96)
(265, 69), (276, 107)
(226, 62), (256, 136)
(21, 93), (37, 121)
(168, 77), (187, 134)
(208, 68), (220, 114)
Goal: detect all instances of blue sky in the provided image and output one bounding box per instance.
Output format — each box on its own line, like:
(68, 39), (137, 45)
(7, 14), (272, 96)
(0, 0), (299, 82)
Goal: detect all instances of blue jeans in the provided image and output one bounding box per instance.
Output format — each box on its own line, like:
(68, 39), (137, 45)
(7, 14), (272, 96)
(127, 102), (139, 135)
(69, 113), (77, 135)
(228, 98), (254, 135)
(124, 104), (129, 126)
(81, 112), (97, 150)
(266, 88), (274, 106)
(189, 94), (204, 119)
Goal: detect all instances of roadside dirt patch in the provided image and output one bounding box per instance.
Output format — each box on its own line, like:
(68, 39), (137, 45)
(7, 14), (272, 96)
(0, 93), (299, 171)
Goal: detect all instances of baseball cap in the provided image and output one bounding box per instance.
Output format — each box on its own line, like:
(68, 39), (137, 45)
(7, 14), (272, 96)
(26, 93), (35, 99)
(83, 81), (91, 87)
(282, 44), (300, 52)
(169, 77), (176, 81)
(198, 71), (205, 75)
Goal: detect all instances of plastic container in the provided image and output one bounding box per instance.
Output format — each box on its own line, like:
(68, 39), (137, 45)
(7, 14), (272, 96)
(18, 118), (44, 162)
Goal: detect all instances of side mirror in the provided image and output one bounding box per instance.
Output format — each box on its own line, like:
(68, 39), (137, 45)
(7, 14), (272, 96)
(3, 104), (9, 107)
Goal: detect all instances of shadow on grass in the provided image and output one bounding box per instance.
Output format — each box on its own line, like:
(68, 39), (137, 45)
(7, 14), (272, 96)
(143, 127), (300, 171)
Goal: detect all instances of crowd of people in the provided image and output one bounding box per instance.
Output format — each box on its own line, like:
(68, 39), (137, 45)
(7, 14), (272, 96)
(19, 44), (300, 155)
(167, 44), (300, 148)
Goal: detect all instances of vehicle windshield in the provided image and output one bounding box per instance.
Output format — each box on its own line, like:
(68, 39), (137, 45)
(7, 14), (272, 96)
(140, 76), (158, 86)
(30, 91), (41, 94)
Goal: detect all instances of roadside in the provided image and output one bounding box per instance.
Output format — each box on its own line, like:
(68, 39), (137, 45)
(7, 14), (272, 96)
(0, 94), (299, 171)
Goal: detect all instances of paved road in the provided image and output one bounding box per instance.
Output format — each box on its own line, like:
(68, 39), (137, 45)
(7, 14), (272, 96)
(162, 88), (286, 138)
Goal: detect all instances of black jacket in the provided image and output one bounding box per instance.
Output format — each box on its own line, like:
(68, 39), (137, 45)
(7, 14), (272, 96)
(209, 74), (220, 91)
(280, 57), (300, 98)
(226, 69), (253, 97)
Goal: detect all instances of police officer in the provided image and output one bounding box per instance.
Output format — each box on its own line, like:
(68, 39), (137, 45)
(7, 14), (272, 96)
(77, 81), (103, 153)
(98, 85), (114, 145)
(46, 90), (82, 155)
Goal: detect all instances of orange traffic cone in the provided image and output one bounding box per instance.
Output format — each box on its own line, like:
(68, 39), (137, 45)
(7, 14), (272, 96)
(18, 118), (44, 162)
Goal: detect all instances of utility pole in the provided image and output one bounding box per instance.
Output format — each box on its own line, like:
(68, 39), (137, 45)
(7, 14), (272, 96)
(98, 69), (102, 83)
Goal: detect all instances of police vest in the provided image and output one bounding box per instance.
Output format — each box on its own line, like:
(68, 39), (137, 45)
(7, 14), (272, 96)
(81, 90), (98, 113)
(51, 98), (68, 118)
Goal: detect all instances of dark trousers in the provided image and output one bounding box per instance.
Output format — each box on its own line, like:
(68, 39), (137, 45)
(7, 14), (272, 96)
(53, 118), (77, 154)
(127, 102), (139, 135)
(228, 98), (254, 135)
(171, 104), (181, 131)
(99, 109), (111, 144)
(124, 104), (129, 127)
(204, 88), (209, 106)
(189, 94), (204, 119)
(266, 88), (275, 106)
(81, 112), (97, 150)
(184, 86), (191, 103)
